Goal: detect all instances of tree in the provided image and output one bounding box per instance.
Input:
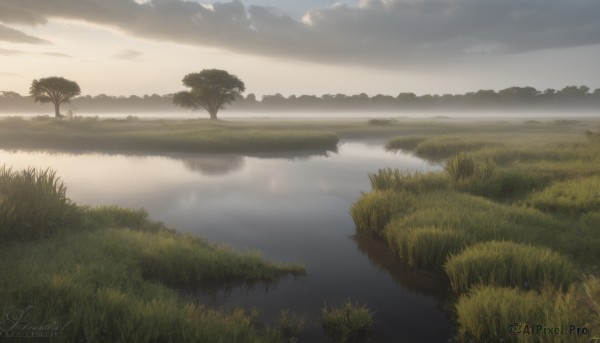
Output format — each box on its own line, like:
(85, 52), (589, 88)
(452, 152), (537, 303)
(29, 77), (81, 117)
(173, 69), (245, 120)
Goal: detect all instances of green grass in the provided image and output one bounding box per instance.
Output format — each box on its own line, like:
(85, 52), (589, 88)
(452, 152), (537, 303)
(368, 168), (448, 194)
(444, 153), (496, 182)
(384, 136), (426, 150)
(384, 227), (468, 269)
(414, 137), (502, 159)
(0, 166), (305, 342)
(0, 166), (81, 241)
(349, 190), (415, 236)
(455, 286), (589, 343)
(274, 310), (306, 342)
(525, 176), (600, 216)
(321, 301), (374, 343)
(444, 241), (577, 293)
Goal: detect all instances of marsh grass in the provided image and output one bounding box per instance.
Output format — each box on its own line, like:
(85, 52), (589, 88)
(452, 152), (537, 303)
(384, 226), (468, 269)
(444, 153), (496, 182)
(455, 286), (588, 343)
(321, 301), (374, 343)
(384, 136), (426, 151)
(525, 176), (600, 215)
(368, 168), (448, 194)
(414, 138), (502, 159)
(0, 226), (304, 342)
(349, 190), (415, 236)
(0, 166), (80, 241)
(444, 241), (577, 293)
(274, 310), (306, 342)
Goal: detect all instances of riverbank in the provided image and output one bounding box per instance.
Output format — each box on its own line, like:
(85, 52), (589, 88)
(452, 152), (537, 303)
(350, 120), (600, 341)
(0, 167), (305, 342)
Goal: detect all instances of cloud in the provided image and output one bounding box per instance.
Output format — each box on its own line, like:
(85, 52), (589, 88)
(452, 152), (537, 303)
(114, 49), (143, 60)
(0, 23), (48, 44)
(1, 0), (600, 67)
(0, 48), (72, 58)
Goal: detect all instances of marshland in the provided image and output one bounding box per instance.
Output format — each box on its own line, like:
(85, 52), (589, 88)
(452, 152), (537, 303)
(1, 115), (599, 342)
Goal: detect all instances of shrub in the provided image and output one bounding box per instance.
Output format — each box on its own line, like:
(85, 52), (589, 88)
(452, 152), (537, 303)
(444, 241), (577, 293)
(0, 166), (80, 241)
(350, 190), (415, 236)
(321, 301), (373, 343)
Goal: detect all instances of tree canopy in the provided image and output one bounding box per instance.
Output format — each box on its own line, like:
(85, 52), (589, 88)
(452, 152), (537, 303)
(173, 69), (245, 120)
(29, 77), (81, 117)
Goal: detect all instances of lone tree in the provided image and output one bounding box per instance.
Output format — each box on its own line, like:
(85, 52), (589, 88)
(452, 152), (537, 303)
(173, 69), (245, 120)
(29, 77), (81, 117)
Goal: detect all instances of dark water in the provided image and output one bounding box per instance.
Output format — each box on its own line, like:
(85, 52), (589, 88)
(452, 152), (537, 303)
(1, 141), (454, 342)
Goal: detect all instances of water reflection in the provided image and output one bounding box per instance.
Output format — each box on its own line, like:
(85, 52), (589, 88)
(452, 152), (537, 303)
(352, 234), (449, 298)
(181, 155), (245, 175)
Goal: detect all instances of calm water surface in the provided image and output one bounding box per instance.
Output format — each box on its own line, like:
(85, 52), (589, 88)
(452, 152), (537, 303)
(1, 140), (454, 342)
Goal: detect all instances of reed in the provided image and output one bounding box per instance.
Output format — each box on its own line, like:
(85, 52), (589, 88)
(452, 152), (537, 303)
(349, 190), (415, 236)
(368, 168), (448, 194)
(321, 300), (373, 343)
(525, 176), (600, 216)
(444, 241), (577, 293)
(384, 136), (426, 150)
(455, 286), (588, 343)
(0, 166), (80, 241)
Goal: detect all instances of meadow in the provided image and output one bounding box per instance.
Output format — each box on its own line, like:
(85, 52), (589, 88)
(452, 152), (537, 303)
(350, 117), (600, 342)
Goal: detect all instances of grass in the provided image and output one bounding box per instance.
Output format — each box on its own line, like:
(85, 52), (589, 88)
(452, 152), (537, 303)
(384, 227), (468, 269)
(0, 117), (339, 154)
(525, 175), (600, 216)
(274, 310), (306, 342)
(384, 136), (426, 150)
(0, 166), (80, 241)
(413, 137), (502, 159)
(368, 168), (448, 194)
(349, 190), (415, 236)
(321, 301), (374, 343)
(0, 167), (305, 342)
(455, 286), (589, 343)
(444, 241), (577, 293)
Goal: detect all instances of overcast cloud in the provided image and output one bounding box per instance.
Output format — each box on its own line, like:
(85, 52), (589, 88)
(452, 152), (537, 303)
(0, 23), (48, 44)
(0, 0), (599, 67)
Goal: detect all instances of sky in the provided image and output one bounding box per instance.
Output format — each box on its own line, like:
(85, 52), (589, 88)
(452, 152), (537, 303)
(1, 0), (600, 97)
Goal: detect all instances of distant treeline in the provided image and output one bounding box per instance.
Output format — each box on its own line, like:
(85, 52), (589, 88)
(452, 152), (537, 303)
(1, 85), (599, 114)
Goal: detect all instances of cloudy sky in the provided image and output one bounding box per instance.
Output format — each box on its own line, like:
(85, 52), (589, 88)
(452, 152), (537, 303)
(1, 0), (599, 97)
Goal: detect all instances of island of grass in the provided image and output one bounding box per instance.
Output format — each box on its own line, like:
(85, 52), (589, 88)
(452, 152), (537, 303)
(351, 120), (600, 342)
(0, 167), (305, 342)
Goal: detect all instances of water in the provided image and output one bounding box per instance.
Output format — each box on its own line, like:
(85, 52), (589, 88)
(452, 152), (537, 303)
(1, 140), (454, 342)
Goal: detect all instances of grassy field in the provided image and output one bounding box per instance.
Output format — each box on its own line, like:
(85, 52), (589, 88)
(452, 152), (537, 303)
(0, 167), (305, 342)
(350, 117), (600, 342)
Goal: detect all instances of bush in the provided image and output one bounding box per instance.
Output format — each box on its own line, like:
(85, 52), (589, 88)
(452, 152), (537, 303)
(0, 166), (80, 241)
(350, 190), (415, 236)
(321, 301), (373, 343)
(444, 241), (577, 293)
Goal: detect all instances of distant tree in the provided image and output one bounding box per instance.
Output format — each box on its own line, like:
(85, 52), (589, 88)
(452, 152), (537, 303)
(173, 69), (245, 120)
(29, 77), (81, 117)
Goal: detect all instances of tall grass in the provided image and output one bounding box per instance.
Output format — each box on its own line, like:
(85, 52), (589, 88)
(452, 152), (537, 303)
(444, 241), (577, 293)
(455, 286), (589, 343)
(349, 190), (415, 236)
(0, 226), (304, 342)
(384, 136), (426, 151)
(414, 138), (501, 159)
(321, 301), (374, 343)
(368, 168), (448, 193)
(525, 176), (600, 215)
(444, 153), (496, 182)
(383, 226), (468, 269)
(0, 166), (80, 241)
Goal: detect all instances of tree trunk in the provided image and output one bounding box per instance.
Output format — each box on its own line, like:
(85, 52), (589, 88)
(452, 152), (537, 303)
(209, 110), (218, 120)
(54, 102), (61, 118)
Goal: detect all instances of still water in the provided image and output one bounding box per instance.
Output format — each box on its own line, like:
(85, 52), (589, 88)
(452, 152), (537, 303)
(1, 140), (453, 342)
